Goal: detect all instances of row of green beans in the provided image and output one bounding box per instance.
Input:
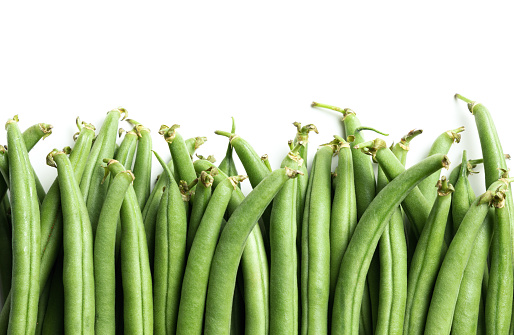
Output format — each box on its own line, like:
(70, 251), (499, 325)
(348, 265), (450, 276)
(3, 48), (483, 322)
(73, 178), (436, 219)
(0, 93), (513, 334)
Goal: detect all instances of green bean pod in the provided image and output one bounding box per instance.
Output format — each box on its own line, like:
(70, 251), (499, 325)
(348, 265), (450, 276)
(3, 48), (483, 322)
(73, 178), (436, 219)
(5, 116), (41, 335)
(452, 151), (477, 231)
(424, 178), (512, 335)
(403, 177), (453, 335)
(114, 129), (138, 169)
(269, 143), (303, 335)
(204, 167), (301, 335)
(417, 126), (464, 204)
(186, 170), (214, 254)
(80, 108), (124, 237)
(452, 213), (493, 334)
(127, 119), (152, 209)
(293, 122), (318, 167)
(329, 137), (357, 312)
(159, 124), (197, 190)
(48, 149), (95, 334)
(301, 144), (333, 334)
(94, 166), (134, 335)
(331, 153), (449, 334)
(141, 159), (174, 270)
(107, 159), (153, 334)
(451, 150), (491, 334)
(185, 136), (207, 158)
(486, 184), (514, 334)
(0, 122), (52, 199)
(177, 175), (244, 335)
(215, 127), (272, 251)
(152, 151), (187, 335)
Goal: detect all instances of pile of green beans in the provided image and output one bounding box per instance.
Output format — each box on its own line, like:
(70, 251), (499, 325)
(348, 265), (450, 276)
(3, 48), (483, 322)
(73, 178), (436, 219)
(0, 93), (514, 335)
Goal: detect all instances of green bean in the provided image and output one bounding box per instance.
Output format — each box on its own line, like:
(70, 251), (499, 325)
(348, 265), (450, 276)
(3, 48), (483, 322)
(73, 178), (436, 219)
(114, 129), (138, 170)
(41, 255), (64, 335)
(214, 128), (270, 190)
(185, 136), (207, 159)
(0, 196), (11, 304)
(261, 154), (272, 172)
(269, 143), (303, 335)
(22, 122), (53, 151)
(159, 124), (197, 191)
(176, 175), (244, 335)
(141, 159), (174, 255)
(331, 153), (449, 334)
(127, 119), (152, 209)
(94, 166), (134, 335)
(47, 149), (95, 334)
(424, 177), (512, 334)
(452, 213), (493, 334)
(106, 159), (153, 334)
(218, 118), (240, 187)
(452, 151), (476, 231)
(486, 174), (514, 334)
(451, 150), (492, 334)
(186, 170), (214, 254)
(215, 126), (272, 252)
(152, 151), (186, 335)
(417, 126), (464, 205)
(0, 123), (52, 204)
(301, 144), (333, 334)
(329, 137), (356, 314)
(403, 176), (453, 335)
(293, 122), (318, 166)
(80, 108), (124, 237)
(5, 116), (41, 335)
(204, 167), (301, 335)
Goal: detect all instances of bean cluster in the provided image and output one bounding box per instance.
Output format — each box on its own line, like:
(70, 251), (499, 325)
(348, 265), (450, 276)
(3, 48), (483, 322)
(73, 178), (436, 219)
(0, 94), (512, 334)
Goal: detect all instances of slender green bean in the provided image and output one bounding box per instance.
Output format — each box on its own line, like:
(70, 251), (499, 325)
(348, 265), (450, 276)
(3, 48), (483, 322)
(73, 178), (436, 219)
(486, 174), (514, 334)
(48, 149), (95, 334)
(403, 177), (453, 335)
(417, 126), (464, 205)
(270, 143), (303, 335)
(0, 196), (11, 305)
(107, 159), (153, 334)
(94, 166), (134, 335)
(5, 116), (41, 335)
(186, 170), (214, 254)
(152, 151), (187, 335)
(127, 119), (152, 209)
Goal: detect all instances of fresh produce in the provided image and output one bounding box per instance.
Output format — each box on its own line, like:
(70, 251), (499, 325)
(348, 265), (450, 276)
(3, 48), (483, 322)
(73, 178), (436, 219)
(0, 94), (513, 335)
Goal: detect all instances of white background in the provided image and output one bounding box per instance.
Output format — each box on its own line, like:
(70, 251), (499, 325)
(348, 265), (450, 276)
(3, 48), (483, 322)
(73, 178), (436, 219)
(1, 1), (513, 195)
